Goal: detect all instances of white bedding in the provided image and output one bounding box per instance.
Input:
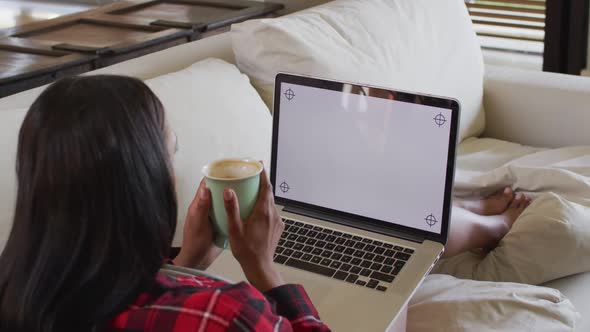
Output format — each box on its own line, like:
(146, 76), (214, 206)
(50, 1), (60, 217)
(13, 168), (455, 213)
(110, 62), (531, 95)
(429, 137), (590, 331)
(444, 138), (590, 283)
(408, 275), (580, 332)
(453, 137), (590, 200)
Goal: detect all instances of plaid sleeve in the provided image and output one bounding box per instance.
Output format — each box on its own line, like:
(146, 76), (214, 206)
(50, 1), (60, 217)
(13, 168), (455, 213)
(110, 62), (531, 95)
(224, 283), (330, 332)
(264, 284), (326, 326)
(109, 273), (330, 332)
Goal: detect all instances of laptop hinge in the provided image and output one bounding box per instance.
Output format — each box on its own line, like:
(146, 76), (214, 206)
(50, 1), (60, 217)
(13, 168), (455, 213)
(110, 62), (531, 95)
(283, 205), (425, 244)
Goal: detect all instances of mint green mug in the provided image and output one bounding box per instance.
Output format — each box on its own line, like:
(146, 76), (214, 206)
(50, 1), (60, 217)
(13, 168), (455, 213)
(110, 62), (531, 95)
(202, 158), (263, 248)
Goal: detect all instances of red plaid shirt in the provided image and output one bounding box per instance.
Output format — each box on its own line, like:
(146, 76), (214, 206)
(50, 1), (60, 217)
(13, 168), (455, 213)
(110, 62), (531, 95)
(108, 270), (331, 331)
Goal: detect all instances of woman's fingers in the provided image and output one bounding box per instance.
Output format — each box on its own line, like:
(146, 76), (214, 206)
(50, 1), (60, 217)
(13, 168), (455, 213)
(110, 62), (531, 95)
(262, 168), (274, 199)
(224, 189), (243, 239)
(256, 168), (276, 213)
(188, 179), (211, 220)
(255, 167), (272, 202)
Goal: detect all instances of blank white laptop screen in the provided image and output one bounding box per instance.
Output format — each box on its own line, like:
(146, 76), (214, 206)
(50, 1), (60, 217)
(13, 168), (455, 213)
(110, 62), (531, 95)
(274, 82), (453, 235)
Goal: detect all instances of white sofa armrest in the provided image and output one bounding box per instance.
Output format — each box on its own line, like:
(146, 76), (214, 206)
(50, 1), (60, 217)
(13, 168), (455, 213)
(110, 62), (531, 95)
(483, 65), (590, 148)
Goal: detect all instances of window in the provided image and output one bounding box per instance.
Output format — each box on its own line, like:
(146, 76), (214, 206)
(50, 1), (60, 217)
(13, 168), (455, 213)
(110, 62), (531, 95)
(465, 0), (589, 75)
(465, 0), (546, 70)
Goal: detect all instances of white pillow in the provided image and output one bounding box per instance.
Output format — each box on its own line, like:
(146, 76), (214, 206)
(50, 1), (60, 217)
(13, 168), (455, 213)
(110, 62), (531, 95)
(433, 193), (590, 285)
(0, 108), (27, 251)
(231, 0), (485, 142)
(145, 58), (272, 245)
(409, 274), (580, 332)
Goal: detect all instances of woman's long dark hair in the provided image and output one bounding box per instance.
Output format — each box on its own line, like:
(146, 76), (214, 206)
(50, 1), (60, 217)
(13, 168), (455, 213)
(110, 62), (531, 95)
(0, 76), (177, 331)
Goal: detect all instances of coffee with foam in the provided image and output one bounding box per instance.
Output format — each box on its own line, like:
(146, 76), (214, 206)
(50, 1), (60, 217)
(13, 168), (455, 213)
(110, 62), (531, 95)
(205, 159), (262, 180)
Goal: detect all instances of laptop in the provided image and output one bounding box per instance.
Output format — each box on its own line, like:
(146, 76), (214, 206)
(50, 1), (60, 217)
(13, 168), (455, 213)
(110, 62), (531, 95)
(209, 73), (459, 331)
(274, 73), (460, 329)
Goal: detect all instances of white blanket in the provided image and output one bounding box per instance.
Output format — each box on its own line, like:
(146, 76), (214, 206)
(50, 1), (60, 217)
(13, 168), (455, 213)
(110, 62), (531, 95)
(425, 138), (590, 331)
(454, 138), (590, 203)
(408, 275), (580, 332)
(435, 138), (590, 284)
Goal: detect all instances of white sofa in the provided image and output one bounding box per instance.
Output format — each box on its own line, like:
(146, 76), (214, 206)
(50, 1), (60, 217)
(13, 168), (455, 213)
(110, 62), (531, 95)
(1, 11), (589, 332)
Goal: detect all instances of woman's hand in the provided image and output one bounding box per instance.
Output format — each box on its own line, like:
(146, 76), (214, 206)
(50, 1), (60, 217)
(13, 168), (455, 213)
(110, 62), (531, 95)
(174, 179), (222, 270)
(224, 167), (285, 292)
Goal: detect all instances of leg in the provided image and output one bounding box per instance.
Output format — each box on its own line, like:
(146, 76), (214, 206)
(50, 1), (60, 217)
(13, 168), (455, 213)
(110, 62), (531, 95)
(444, 194), (530, 258)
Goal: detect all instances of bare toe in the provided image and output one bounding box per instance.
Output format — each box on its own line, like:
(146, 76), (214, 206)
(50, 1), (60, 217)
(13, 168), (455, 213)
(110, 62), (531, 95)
(516, 195), (525, 209)
(502, 194), (528, 228)
(493, 187), (515, 213)
(518, 194), (531, 209)
(524, 196), (532, 207)
(478, 192), (529, 252)
(510, 194), (522, 208)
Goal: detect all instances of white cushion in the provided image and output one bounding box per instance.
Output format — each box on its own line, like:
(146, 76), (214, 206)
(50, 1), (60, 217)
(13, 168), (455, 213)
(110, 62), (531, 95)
(145, 58), (272, 245)
(409, 274), (580, 332)
(0, 108), (27, 250)
(231, 0), (485, 142)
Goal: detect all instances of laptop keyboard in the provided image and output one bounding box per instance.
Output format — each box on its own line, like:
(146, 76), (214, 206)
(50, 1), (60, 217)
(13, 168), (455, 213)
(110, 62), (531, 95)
(273, 218), (414, 292)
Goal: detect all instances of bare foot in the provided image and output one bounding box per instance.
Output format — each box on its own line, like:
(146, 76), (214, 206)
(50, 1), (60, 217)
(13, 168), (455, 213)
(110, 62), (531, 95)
(444, 195), (532, 258)
(455, 187), (514, 216)
(482, 193), (531, 249)
(498, 193), (531, 229)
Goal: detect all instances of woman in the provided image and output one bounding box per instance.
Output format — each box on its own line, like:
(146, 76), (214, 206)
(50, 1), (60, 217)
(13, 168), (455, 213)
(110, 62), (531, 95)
(0, 75), (529, 332)
(0, 76), (330, 332)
